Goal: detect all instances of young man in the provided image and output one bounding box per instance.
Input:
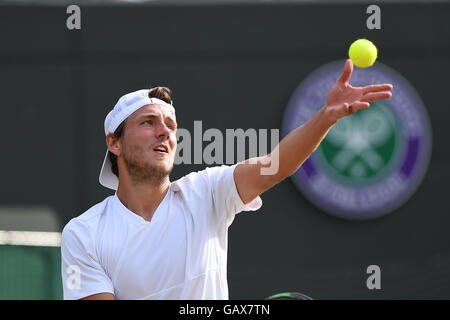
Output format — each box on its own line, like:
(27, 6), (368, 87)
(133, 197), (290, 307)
(61, 59), (392, 300)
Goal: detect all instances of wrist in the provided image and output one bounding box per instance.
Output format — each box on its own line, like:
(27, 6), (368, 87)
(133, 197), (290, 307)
(320, 105), (338, 127)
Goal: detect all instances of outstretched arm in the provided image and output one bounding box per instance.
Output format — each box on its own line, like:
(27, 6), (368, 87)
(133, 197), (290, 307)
(234, 59), (393, 204)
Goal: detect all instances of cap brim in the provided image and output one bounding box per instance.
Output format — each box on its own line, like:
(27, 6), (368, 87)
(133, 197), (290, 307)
(99, 150), (119, 190)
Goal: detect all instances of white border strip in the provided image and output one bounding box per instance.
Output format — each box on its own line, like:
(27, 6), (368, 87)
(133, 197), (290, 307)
(0, 231), (61, 247)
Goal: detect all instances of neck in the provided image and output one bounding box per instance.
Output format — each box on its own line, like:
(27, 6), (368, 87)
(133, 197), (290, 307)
(116, 175), (170, 222)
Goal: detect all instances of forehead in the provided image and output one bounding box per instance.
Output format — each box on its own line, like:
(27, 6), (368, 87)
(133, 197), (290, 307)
(130, 104), (176, 122)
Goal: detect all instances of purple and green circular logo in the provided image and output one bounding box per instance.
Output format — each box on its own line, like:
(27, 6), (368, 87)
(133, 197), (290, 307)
(281, 60), (432, 220)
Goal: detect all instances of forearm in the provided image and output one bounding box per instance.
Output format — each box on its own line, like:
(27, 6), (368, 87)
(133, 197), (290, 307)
(235, 105), (335, 203)
(270, 105), (335, 180)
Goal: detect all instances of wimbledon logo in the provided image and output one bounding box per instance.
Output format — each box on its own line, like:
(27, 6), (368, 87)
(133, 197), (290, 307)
(281, 60), (432, 220)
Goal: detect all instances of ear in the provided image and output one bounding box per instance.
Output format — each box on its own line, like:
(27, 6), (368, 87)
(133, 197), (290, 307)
(106, 133), (122, 157)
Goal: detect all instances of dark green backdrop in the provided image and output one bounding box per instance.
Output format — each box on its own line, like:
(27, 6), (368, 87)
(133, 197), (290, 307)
(0, 2), (449, 299)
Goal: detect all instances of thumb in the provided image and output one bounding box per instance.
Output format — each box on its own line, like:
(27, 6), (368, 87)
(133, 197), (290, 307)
(338, 59), (353, 84)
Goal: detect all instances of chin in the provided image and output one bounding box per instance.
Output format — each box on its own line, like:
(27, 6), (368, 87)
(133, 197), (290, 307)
(152, 161), (173, 175)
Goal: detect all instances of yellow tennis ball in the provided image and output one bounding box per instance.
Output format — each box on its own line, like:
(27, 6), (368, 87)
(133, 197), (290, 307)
(348, 39), (378, 68)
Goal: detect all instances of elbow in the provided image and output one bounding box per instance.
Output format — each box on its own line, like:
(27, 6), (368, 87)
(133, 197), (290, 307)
(261, 170), (288, 190)
(258, 153), (289, 186)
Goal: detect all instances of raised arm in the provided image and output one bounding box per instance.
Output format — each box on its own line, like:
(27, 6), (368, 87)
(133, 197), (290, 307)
(234, 59), (393, 204)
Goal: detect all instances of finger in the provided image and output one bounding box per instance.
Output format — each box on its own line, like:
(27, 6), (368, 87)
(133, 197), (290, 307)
(350, 101), (370, 111)
(338, 59), (353, 84)
(362, 84), (393, 94)
(361, 91), (392, 103)
(343, 103), (352, 115)
(342, 102), (370, 117)
(344, 103), (358, 115)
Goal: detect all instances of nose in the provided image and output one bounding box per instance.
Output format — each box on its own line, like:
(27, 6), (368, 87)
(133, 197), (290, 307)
(155, 121), (171, 139)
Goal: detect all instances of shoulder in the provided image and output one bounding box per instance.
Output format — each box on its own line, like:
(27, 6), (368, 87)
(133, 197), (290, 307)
(204, 164), (237, 182)
(170, 165), (238, 211)
(172, 165), (236, 192)
(61, 196), (112, 247)
(169, 165), (235, 206)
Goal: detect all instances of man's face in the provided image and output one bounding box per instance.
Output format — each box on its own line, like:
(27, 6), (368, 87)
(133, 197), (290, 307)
(119, 104), (177, 183)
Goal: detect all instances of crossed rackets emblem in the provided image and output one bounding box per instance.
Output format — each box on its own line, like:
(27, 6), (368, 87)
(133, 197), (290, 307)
(325, 104), (394, 178)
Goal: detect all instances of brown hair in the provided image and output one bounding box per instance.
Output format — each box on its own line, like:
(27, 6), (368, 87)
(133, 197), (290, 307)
(108, 86), (174, 178)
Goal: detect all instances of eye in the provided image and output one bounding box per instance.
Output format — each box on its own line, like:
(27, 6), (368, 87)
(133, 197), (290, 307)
(143, 120), (153, 125)
(166, 123), (176, 130)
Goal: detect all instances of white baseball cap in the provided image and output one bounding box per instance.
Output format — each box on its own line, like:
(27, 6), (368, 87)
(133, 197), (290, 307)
(99, 89), (175, 190)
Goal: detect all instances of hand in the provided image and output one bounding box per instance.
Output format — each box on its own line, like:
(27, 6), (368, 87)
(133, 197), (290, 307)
(324, 59), (393, 124)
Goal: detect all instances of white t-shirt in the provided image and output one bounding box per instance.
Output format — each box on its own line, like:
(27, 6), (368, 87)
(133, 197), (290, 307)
(61, 164), (262, 300)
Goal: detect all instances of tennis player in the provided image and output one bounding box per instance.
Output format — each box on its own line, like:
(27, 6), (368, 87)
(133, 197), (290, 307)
(61, 59), (392, 300)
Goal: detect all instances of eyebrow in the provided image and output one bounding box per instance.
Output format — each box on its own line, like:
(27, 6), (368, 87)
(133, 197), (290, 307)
(137, 113), (177, 126)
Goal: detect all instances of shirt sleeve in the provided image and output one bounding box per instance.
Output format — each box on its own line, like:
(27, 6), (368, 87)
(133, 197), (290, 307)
(61, 219), (115, 300)
(206, 164), (263, 227)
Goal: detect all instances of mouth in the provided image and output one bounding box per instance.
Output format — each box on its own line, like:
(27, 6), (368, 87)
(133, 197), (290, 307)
(153, 144), (169, 155)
